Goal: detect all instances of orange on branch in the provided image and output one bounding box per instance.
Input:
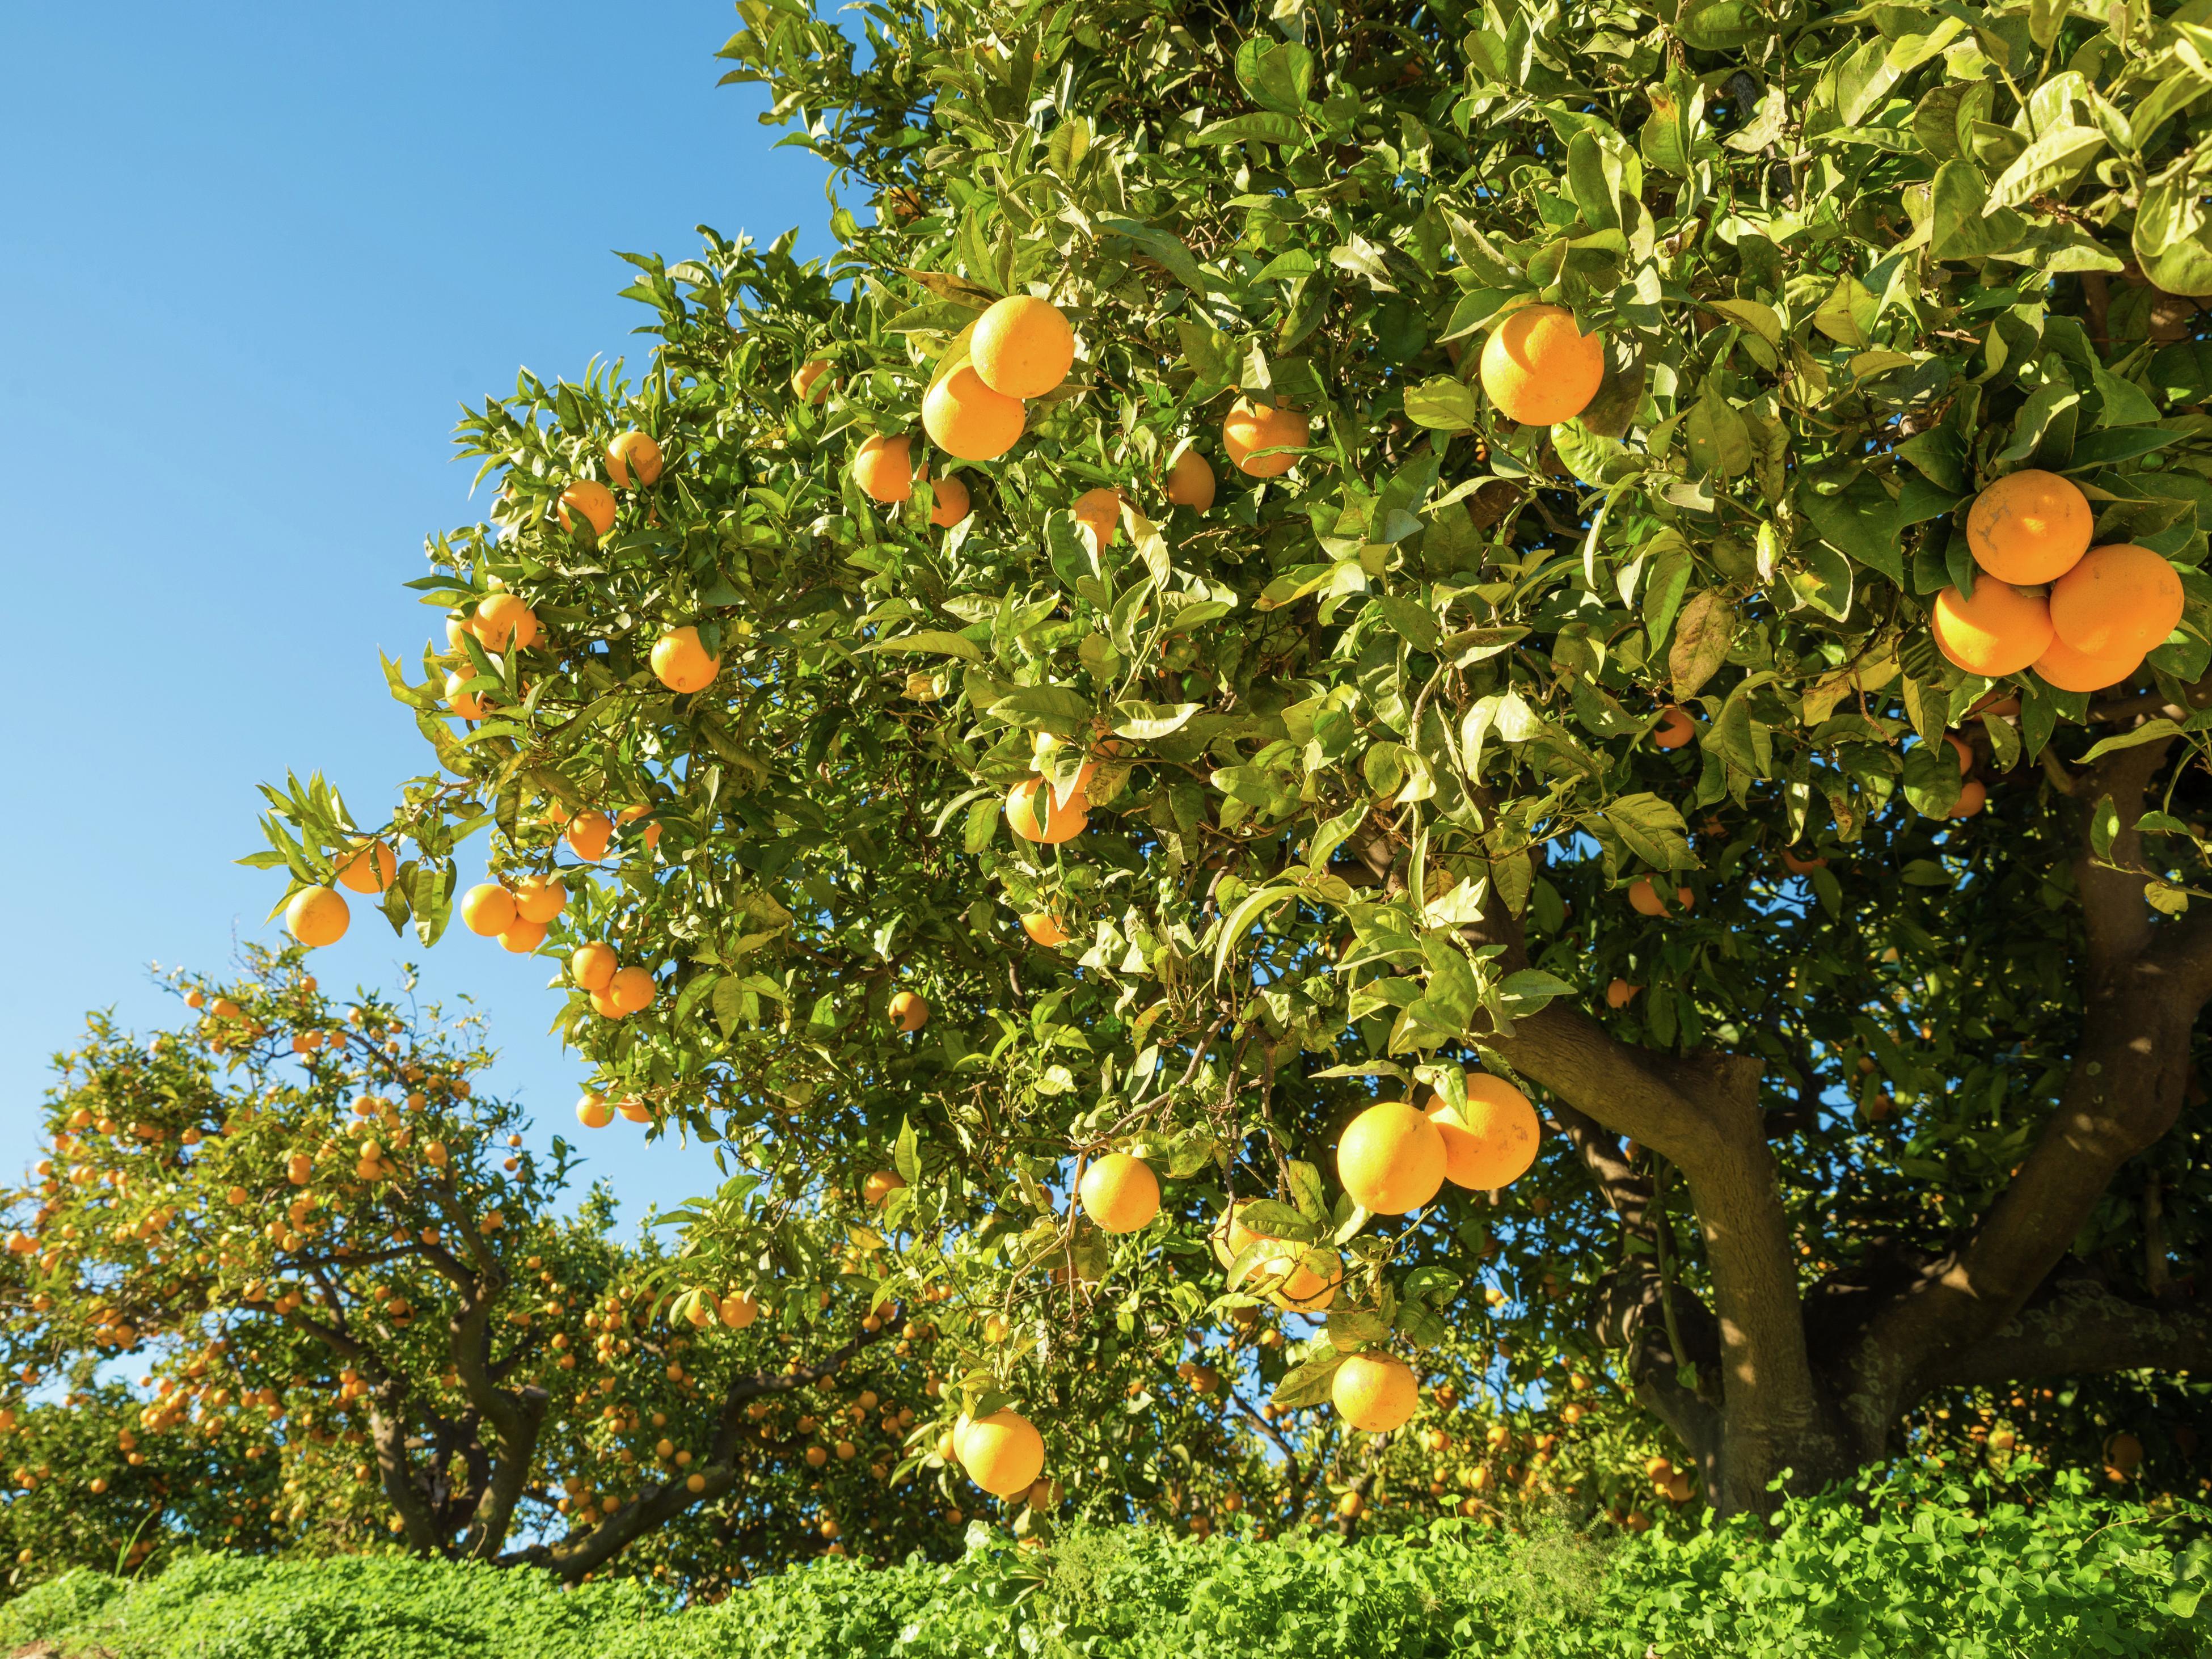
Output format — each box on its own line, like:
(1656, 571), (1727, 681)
(2050, 543), (2185, 656)
(576, 1093), (613, 1129)
(286, 887), (349, 948)
(2033, 634), (2142, 693)
(510, 874), (567, 924)
(335, 839), (396, 895)
(444, 670), (487, 721)
(558, 480), (617, 542)
(792, 358), (834, 403)
(1020, 912), (1070, 946)
(888, 990), (929, 1032)
(923, 362), (1025, 461)
(852, 433), (914, 503)
(1966, 469), (2092, 584)
(606, 430), (664, 488)
(1006, 777), (1087, 843)
(1605, 979), (1641, 1009)
(614, 1095), (651, 1123)
(862, 1170), (907, 1207)
(499, 918), (547, 954)
(1628, 879), (1694, 917)
(1222, 395), (1309, 477)
(1931, 581), (2054, 677)
(1948, 779), (1987, 819)
(958, 1408), (1045, 1497)
(1337, 1101), (1447, 1215)
(459, 884), (518, 938)
(1078, 1154), (1159, 1234)
(650, 626), (720, 694)
(1651, 707), (1695, 749)
(606, 966), (656, 1016)
(570, 942), (618, 993)
(1166, 447), (1216, 510)
(927, 471), (970, 527)
(971, 294), (1075, 398)
(1427, 1074), (1541, 1190)
(566, 809), (614, 862)
(1332, 1353), (1419, 1433)
(1480, 304), (1605, 425)
(1071, 487), (1121, 547)
(473, 593), (538, 652)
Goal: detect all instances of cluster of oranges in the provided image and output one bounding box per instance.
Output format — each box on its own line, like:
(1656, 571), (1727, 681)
(457, 875), (569, 954)
(1934, 469), (2183, 691)
(443, 591), (542, 719)
(566, 941), (657, 1021)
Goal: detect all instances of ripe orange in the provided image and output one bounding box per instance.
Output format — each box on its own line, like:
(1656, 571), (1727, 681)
(852, 433), (914, 503)
(1259, 1244), (1341, 1312)
(1078, 1153), (1159, 1233)
(2105, 1430), (2145, 1474)
(2033, 635), (2142, 693)
(958, 1408), (1045, 1497)
(923, 362), (1025, 461)
(444, 670), (487, 721)
(1931, 581), (2054, 677)
(972, 295), (1075, 398)
(606, 431), (664, 488)
(1222, 396), (1309, 477)
(1071, 487), (1121, 547)
(650, 626), (721, 694)
(499, 918), (547, 954)
(1628, 879), (1694, 917)
(474, 593), (538, 653)
(719, 1292), (759, 1329)
(862, 1170), (907, 1206)
(1652, 707), (1695, 749)
(1166, 448), (1216, 510)
(566, 809), (614, 862)
(1209, 1199), (1265, 1269)
(1480, 305), (1605, 425)
(1332, 1353), (1419, 1432)
(511, 873), (567, 923)
(1337, 1100), (1447, 1214)
(336, 839), (397, 895)
(1020, 912), (1069, 946)
(606, 966), (656, 1016)
(460, 884), (518, 937)
(576, 1092), (613, 1129)
(792, 359), (834, 403)
(928, 472), (970, 528)
(558, 480), (617, 541)
(1949, 779), (1987, 819)
(1006, 777), (1088, 843)
(888, 990), (929, 1032)
(615, 1095), (651, 1123)
(1426, 1074), (1541, 1190)
(286, 887), (350, 948)
(571, 942), (619, 992)
(2050, 544), (2184, 656)
(1966, 470), (2092, 584)
(1605, 979), (1640, 1009)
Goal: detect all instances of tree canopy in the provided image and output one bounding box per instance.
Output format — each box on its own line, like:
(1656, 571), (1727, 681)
(229, 0), (2212, 1521)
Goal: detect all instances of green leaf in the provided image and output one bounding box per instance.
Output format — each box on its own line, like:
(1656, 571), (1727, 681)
(1604, 792), (1692, 869)
(1270, 1351), (1346, 1410)
(858, 629), (983, 664)
(2078, 719), (2183, 762)
(1669, 590), (1734, 698)
(1403, 376), (1480, 432)
(1109, 701), (1202, 740)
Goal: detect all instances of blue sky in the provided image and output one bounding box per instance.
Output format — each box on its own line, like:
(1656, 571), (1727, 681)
(0, 3), (833, 1222)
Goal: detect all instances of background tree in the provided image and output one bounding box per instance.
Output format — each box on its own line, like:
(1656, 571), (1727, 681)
(249, 0), (2212, 1518)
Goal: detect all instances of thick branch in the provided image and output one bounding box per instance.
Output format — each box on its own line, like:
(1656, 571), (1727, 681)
(1924, 1276), (2212, 1390)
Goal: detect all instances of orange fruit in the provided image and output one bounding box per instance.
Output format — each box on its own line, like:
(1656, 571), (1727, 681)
(719, 1292), (759, 1329)
(1077, 1153), (1159, 1233)
(1948, 779), (1987, 819)
(614, 1095), (651, 1123)
(606, 431), (664, 488)
(566, 809), (614, 862)
(336, 839), (397, 895)
(576, 1092), (613, 1129)
(2050, 543), (2184, 656)
(792, 359), (834, 403)
(570, 943), (619, 993)
(1605, 979), (1640, 1009)
(972, 294), (1075, 398)
(1652, 707), (1695, 749)
(1931, 581), (2054, 677)
(1781, 848), (1827, 875)
(286, 887), (350, 948)
(1020, 913), (1069, 946)
(1480, 305), (1605, 425)
(1337, 1101), (1447, 1214)
(1426, 1074), (1540, 1189)
(1965, 470), (2092, 584)
(852, 433), (914, 503)
(1332, 1353), (1419, 1432)
(1944, 733), (1974, 775)
(923, 362), (1025, 461)
(1222, 396), (1309, 477)
(1006, 777), (1088, 844)
(460, 884), (518, 937)
(1258, 1244), (1341, 1312)
(928, 472), (970, 528)
(959, 1409), (1045, 1497)
(2105, 1431), (2145, 1474)
(499, 918), (547, 954)
(1166, 448), (1215, 510)
(606, 966), (656, 1016)
(444, 670), (487, 721)
(474, 593), (539, 652)
(888, 990), (929, 1032)
(1209, 1199), (1265, 1269)
(2033, 635), (2142, 693)
(1071, 487), (1121, 547)
(862, 1170), (907, 1206)
(1628, 879), (1694, 917)
(510, 874), (567, 924)
(650, 626), (720, 694)
(558, 480), (617, 541)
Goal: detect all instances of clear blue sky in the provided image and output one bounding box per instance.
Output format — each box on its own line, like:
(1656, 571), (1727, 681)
(0, 3), (833, 1221)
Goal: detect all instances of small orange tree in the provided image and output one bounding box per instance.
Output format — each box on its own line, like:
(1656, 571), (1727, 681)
(0, 948), (980, 1582)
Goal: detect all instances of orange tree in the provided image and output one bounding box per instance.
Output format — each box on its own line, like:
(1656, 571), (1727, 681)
(247, 0), (2212, 1518)
(0, 948), (1005, 1584)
